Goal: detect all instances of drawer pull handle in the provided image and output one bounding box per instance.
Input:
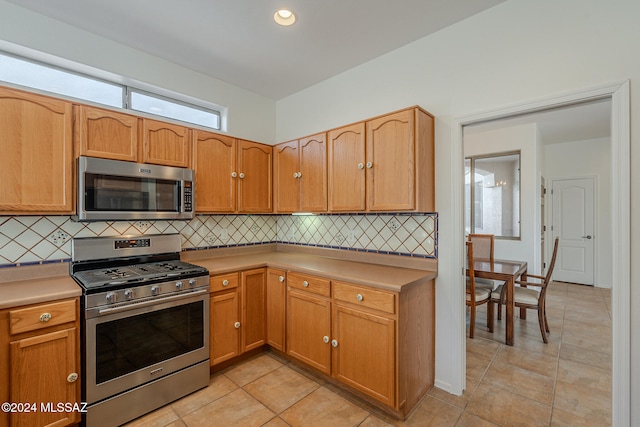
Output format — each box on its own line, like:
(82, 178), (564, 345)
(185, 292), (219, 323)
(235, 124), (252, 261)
(222, 280), (229, 287)
(67, 373), (78, 383)
(234, 322), (241, 329)
(356, 294), (364, 302)
(39, 313), (52, 323)
(323, 336), (329, 344)
(303, 280), (309, 287)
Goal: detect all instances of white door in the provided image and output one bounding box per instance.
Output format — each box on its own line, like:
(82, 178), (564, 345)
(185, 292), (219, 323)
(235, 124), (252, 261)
(551, 177), (595, 285)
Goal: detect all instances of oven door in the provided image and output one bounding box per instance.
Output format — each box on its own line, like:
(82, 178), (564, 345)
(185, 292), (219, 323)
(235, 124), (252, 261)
(84, 288), (209, 404)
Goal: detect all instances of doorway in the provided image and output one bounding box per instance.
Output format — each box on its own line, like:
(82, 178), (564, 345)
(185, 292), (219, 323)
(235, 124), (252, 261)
(452, 81), (630, 425)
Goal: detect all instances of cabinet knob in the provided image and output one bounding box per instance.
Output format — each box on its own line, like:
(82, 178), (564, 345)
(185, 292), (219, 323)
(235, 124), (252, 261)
(222, 279), (229, 287)
(356, 293), (364, 302)
(239, 172), (245, 179)
(39, 313), (52, 323)
(357, 163), (364, 170)
(279, 276), (285, 282)
(331, 339), (339, 348)
(366, 162), (373, 169)
(67, 373), (78, 383)
(303, 280), (309, 287)
(231, 172), (238, 178)
(234, 322), (241, 329)
(297, 172), (302, 178)
(323, 336), (330, 344)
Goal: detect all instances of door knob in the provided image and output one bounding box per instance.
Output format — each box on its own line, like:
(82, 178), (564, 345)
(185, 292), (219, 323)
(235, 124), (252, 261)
(582, 235), (593, 239)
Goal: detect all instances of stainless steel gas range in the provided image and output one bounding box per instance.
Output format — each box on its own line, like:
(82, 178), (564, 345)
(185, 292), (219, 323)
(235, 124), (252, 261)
(70, 234), (210, 427)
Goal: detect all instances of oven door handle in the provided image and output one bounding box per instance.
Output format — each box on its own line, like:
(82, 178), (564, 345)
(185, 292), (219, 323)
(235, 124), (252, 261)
(96, 288), (209, 316)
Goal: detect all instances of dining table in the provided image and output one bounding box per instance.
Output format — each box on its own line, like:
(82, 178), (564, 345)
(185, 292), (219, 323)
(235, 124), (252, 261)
(466, 258), (528, 346)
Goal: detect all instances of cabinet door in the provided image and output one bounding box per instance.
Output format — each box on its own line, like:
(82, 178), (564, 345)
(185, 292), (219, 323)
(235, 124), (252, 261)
(273, 140), (300, 213)
(327, 122), (366, 212)
(0, 87), (73, 213)
(210, 291), (240, 366)
(241, 268), (266, 352)
(299, 133), (327, 212)
(266, 269), (286, 352)
(10, 328), (79, 427)
(76, 105), (138, 161)
(142, 119), (191, 167)
(237, 140), (272, 213)
(286, 289), (331, 375)
(366, 109), (415, 211)
(332, 304), (395, 406)
(193, 131), (237, 212)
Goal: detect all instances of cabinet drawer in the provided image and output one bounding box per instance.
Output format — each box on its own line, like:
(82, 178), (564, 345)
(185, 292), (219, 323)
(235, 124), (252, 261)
(10, 299), (77, 335)
(210, 272), (239, 292)
(333, 281), (396, 314)
(287, 272), (330, 297)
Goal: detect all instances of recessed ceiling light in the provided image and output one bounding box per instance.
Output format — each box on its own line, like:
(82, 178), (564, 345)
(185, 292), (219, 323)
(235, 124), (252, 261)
(274, 9), (296, 26)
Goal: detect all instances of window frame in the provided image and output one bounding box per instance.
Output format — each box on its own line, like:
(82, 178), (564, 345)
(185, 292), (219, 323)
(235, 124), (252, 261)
(465, 150), (521, 240)
(0, 50), (222, 131)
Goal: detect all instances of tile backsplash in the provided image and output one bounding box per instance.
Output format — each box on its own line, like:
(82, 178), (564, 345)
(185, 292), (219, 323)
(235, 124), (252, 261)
(0, 213), (437, 267)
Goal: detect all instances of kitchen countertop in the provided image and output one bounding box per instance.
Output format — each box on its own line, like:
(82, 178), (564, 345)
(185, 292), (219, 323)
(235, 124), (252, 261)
(183, 245), (437, 292)
(0, 245), (437, 309)
(0, 263), (81, 310)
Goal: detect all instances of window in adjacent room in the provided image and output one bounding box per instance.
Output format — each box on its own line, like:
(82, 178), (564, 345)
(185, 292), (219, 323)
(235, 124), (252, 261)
(465, 151), (521, 239)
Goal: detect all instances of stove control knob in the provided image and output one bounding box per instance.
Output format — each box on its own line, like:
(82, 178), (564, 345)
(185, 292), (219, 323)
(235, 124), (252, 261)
(124, 289), (134, 300)
(106, 292), (117, 304)
(176, 281), (183, 290)
(151, 285), (160, 296)
(189, 279), (197, 287)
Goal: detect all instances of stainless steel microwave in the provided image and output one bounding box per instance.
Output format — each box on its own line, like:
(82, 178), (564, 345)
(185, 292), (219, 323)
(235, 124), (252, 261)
(74, 156), (194, 221)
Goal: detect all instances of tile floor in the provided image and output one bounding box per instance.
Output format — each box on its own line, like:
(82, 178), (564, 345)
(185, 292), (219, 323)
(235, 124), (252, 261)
(124, 282), (611, 427)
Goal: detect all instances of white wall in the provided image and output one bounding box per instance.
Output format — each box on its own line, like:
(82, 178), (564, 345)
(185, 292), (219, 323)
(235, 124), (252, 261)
(0, 0), (276, 144)
(275, 0), (640, 420)
(545, 137), (612, 288)
(464, 123), (541, 273)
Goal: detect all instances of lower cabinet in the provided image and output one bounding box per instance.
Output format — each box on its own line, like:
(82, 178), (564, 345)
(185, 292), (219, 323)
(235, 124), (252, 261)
(210, 268), (266, 367)
(1, 298), (80, 427)
(265, 268), (286, 352)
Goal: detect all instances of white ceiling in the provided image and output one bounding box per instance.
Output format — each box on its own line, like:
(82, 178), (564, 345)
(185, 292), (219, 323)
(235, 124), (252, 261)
(464, 98), (612, 145)
(8, 0), (506, 100)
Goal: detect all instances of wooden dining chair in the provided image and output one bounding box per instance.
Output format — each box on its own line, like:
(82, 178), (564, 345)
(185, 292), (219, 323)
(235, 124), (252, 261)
(467, 233), (498, 291)
(466, 241), (493, 338)
(490, 237), (559, 343)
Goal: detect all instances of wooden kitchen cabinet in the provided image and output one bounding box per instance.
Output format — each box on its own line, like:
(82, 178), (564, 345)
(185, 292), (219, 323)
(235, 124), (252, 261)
(142, 118), (191, 167)
(75, 105), (139, 161)
(327, 106), (434, 212)
(266, 268), (287, 352)
(209, 272), (240, 366)
(331, 281), (396, 407)
(273, 133), (327, 213)
(209, 268), (266, 366)
(0, 86), (74, 214)
(237, 140), (272, 213)
(193, 131), (272, 213)
(0, 298), (80, 427)
(286, 272), (332, 375)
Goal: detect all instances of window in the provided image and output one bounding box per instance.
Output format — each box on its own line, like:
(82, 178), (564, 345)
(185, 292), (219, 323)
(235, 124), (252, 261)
(465, 152), (520, 239)
(0, 52), (221, 130)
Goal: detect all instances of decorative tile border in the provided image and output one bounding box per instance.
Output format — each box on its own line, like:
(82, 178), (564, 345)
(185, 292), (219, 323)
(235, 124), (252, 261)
(0, 213), (437, 267)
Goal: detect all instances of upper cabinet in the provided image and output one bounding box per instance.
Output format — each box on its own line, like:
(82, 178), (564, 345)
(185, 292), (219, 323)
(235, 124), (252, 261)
(328, 107), (434, 213)
(0, 86), (74, 214)
(193, 131), (272, 213)
(75, 105), (191, 168)
(75, 105), (139, 162)
(274, 133), (327, 213)
(238, 139), (273, 213)
(142, 119), (191, 168)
